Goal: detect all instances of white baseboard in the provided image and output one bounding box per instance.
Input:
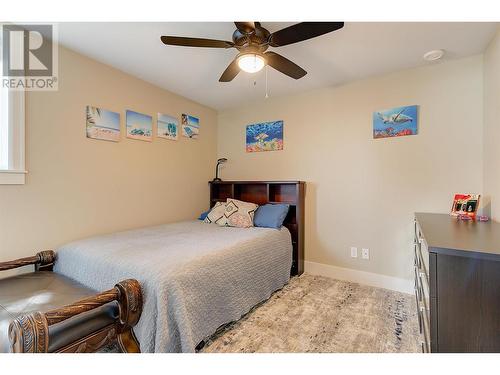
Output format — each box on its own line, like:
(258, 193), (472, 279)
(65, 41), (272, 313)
(304, 261), (414, 294)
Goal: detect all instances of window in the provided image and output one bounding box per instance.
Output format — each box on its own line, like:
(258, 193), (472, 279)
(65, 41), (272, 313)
(0, 30), (26, 184)
(0, 85), (8, 170)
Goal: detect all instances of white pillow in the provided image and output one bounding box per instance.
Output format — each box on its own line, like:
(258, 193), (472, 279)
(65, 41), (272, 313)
(204, 202), (227, 226)
(224, 199), (258, 228)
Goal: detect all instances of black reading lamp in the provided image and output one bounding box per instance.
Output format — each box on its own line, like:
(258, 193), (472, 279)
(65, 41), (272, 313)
(212, 158), (227, 182)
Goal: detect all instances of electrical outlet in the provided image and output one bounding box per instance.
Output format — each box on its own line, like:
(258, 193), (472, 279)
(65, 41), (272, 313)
(350, 247), (358, 258)
(362, 248), (370, 260)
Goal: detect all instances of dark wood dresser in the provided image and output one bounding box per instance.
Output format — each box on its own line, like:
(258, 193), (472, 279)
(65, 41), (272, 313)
(414, 213), (500, 353)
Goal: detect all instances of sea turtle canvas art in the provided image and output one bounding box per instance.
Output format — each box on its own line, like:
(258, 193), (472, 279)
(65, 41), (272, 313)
(246, 121), (284, 152)
(373, 105), (418, 139)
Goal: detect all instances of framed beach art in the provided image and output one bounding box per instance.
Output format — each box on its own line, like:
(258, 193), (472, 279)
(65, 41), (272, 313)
(181, 114), (200, 139)
(373, 105), (418, 139)
(157, 113), (178, 141)
(86, 106), (120, 142)
(126, 110), (153, 141)
(246, 120), (284, 152)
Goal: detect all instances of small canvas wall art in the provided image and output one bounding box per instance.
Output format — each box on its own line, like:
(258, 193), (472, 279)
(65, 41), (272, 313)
(126, 110), (153, 141)
(373, 105), (418, 139)
(86, 106), (120, 142)
(246, 120), (284, 152)
(181, 114), (199, 139)
(157, 113), (178, 141)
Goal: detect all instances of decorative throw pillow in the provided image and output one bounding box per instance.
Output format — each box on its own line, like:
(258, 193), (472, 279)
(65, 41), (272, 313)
(198, 209), (210, 220)
(224, 199), (258, 228)
(204, 202), (227, 226)
(254, 203), (290, 229)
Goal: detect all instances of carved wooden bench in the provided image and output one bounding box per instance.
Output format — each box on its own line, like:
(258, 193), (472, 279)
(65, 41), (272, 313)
(0, 251), (143, 353)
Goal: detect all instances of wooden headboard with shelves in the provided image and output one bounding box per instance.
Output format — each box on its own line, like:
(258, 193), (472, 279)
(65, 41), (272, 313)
(209, 181), (305, 276)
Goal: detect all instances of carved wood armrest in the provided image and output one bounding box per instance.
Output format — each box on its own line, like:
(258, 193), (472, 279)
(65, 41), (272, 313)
(0, 250), (55, 272)
(8, 279), (143, 353)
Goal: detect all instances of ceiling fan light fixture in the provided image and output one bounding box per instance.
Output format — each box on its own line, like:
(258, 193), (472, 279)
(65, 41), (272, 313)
(237, 53), (265, 73)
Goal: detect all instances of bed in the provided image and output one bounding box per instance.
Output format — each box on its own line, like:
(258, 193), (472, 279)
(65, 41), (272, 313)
(54, 181), (305, 353)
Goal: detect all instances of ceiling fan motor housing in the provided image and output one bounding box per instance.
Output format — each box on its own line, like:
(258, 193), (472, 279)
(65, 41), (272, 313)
(232, 24), (270, 53)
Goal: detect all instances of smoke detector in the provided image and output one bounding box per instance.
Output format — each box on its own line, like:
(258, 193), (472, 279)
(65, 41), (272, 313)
(423, 49), (445, 61)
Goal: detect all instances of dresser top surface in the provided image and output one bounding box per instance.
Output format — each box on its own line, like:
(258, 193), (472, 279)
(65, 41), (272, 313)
(415, 212), (500, 258)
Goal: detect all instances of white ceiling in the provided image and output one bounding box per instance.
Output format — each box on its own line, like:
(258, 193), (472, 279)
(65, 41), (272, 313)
(58, 22), (498, 110)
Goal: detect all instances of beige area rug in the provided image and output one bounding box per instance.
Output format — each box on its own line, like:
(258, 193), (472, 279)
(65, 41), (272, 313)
(200, 274), (420, 353)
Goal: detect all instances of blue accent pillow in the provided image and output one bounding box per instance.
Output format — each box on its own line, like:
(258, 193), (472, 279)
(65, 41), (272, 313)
(198, 210), (210, 220)
(254, 204), (290, 229)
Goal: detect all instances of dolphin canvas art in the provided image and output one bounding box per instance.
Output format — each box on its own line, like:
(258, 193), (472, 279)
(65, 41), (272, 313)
(373, 105), (418, 138)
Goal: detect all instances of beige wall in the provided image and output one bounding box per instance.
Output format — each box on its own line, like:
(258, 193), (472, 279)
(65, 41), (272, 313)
(0, 44), (491, 282)
(217, 56), (484, 280)
(484, 27), (500, 221)
(0, 46), (217, 266)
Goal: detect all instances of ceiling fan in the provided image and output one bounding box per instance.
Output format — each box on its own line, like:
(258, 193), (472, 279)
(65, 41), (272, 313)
(160, 22), (344, 82)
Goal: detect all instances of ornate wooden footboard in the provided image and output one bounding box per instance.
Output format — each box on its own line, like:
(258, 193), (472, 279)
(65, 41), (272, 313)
(0, 250), (56, 272)
(0, 251), (143, 353)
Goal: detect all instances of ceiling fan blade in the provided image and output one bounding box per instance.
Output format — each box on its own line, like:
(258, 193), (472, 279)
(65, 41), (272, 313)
(161, 36), (234, 48)
(234, 22), (255, 34)
(219, 58), (240, 82)
(264, 52), (307, 79)
(269, 22), (344, 47)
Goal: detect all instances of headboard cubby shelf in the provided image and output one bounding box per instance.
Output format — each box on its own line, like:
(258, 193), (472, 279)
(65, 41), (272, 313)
(209, 181), (305, 276)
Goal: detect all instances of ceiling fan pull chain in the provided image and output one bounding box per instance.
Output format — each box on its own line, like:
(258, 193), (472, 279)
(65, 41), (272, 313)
(265, 65), (269, 99)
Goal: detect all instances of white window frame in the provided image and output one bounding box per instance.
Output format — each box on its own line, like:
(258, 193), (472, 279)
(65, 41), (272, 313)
(0, 27), (26, 185)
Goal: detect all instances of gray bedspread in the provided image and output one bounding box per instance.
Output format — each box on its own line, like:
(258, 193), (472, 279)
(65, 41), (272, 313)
(54, 221), (292, 353)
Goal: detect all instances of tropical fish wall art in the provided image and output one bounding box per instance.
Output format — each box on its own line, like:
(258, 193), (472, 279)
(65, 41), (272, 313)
(246, 121), (284, 152)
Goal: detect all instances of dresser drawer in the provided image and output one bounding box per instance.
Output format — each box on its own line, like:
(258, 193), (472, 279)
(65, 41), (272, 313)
(414, 269), (431, 353)
(414, 266), (430, 319)
(414, 238), (430, 307)
(415, 282), (431, 353)
(418, 267), (430, 312)
(414, 219), (431, 352)
(420, 305), (431, 353)
(415, 222), (430, 278)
